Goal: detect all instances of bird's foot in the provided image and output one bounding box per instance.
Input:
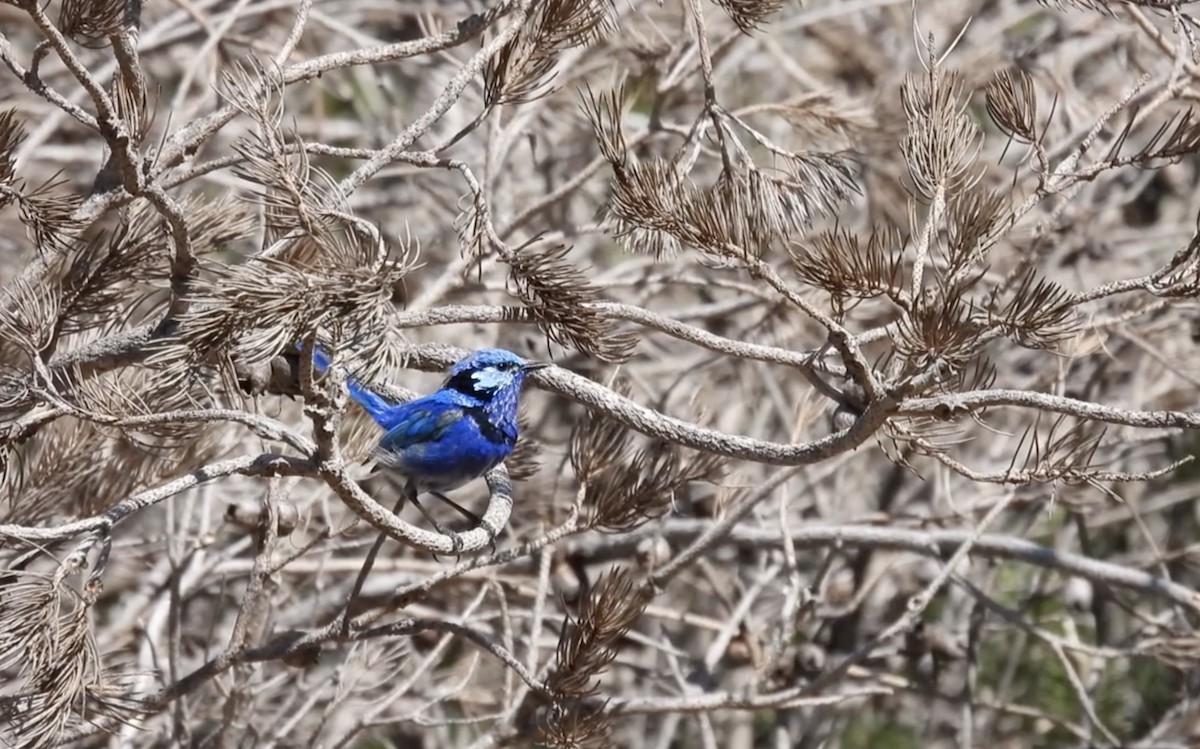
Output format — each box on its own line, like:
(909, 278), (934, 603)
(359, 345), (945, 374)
(428, 491), (497, 557)
(411, 494), (466, 562)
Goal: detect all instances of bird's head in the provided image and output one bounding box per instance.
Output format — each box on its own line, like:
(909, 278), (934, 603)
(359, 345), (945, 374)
(442, 348), (548, 404)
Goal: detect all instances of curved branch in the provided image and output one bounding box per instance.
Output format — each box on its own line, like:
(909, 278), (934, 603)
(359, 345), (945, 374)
(380, 343), (892, 465)
(901, 388), (1200, 430)
(0, 453), (307, 545)
(319, 462), (516, 556)
(0, 454), (515, 558)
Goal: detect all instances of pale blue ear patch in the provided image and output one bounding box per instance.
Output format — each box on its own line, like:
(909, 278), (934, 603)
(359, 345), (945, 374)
(471, 365), (516, 392)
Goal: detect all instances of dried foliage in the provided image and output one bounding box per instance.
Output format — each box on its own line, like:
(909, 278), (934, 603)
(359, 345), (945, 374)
(945, 185), (1009, 265)
(0, 110), (21, 192)
(582, 84), (858, 260)
(901, 65), (982, 200)
(986, 268), (1079, 348)
(221, 60), (377, 268)
(0, 571), (139, 749)
(790, 226), (906, 313)
(712, 0), (783, 33)
(895, 284), (984, 373)
(58, 0), (127, 46)
(2, 1), (1200, 747)
(485, 0), (616, 105)
(569, 376), (722, 531)
(59, 212), (166, 329)
(149, 257), (409, 391)
(985, 69), (1040, 145)
(4, 414), (226, 522)
(539, 567), (651, 747)
(506, 241), (636, 363)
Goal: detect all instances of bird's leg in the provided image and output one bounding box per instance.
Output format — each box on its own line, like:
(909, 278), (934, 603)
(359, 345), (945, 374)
(408, 493), (464, 561)
(428, 491), (481, 525)
(341, 485), (411, 635)
(430, 491), (497, 555)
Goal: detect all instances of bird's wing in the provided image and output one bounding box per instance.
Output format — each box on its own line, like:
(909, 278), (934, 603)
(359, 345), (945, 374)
(377, 401), (464, 452)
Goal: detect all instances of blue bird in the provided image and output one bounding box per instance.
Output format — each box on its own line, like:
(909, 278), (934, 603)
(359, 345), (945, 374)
(305, 345), (547, 543)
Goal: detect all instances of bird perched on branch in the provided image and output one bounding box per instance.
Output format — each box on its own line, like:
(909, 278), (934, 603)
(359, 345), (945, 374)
(305, 345), (548, 540)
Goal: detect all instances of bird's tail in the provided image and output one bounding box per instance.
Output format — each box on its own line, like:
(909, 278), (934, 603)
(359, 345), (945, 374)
(302, 344), (400, 428)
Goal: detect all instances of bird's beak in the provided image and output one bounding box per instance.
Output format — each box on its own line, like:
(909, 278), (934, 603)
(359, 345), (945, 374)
(522, 361), (551, 372)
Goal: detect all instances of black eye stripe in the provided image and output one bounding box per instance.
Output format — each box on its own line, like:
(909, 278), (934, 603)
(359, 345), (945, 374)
(444, 361), (526, 398)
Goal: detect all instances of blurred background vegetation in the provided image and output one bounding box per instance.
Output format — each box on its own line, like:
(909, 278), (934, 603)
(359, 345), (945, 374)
(2, 0), (1200, 747)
